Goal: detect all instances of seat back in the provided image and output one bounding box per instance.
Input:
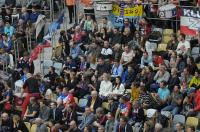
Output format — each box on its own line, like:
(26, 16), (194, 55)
(24, 122), (31, 131)
(186, 117), (199, 128)
(30, 124), (37, 132)
(78, 98), (88, 108)
(53, 62), (63, 75)
(43, 60), (53, 75)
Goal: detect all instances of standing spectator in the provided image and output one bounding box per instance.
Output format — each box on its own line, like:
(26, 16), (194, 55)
(84, 15), (94, 33)
(22, 73), (40, 116)
(1, 33), (12, 51)
(65, 0), (76, 24)
(81, 0), (95, 20)
(20, 7), (29, 23)
(29, 7), (39, 23)
(121, 18), (135, 35)
(5, 0), (16, 8)
(78, 107), (95, 130)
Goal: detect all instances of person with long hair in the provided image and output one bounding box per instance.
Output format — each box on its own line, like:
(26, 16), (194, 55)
(109, 77), (125, 99)
(13, 114), (28, 132)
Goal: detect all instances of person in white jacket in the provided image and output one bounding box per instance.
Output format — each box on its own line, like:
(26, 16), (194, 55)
(99, 73), (112, 100)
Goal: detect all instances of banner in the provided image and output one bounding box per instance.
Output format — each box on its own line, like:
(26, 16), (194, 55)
(181, 8), (200, 36)
(109, 3), (143, 27)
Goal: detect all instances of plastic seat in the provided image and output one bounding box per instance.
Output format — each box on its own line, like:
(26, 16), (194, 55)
(53, 62), (63, 75)
(191, 47), (199, 60)
(30, 124), (37, 132)
(102, 102), (109, 110)
(173, 114), (186, 124)
(186, 117), (199, 128)
(162, 36), (171, 43)
(163, 29), (174, 36)
(47, 127), (51, 132)
(197, 64), (200, 70)
(24, 122), (31, 131)
(157, 43), (167, 51)
(78, 98), (88, 108)
(43, 60), (53, 75)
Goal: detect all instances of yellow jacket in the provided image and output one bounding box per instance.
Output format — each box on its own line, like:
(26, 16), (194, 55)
(131, 86), (140, 101)
(189, 76), (200, 89)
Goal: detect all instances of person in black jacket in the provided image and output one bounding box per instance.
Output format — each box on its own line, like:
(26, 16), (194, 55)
(168, 68), (180, 91)
(13, 115), (28, 132)
(1, 112), (14, 132)
(86, 91), (102, 113)
(44, 66), (58, 86)
(49, 101), (63, 124)
(115, 116), (133, 132)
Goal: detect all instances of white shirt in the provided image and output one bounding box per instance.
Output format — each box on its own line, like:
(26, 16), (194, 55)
(101, 48), (113, 56)
(176, 40), (190, 54)
(99, 80), (112, 97)
(121, 50), (135, 63)
(112, 84), (125, 95)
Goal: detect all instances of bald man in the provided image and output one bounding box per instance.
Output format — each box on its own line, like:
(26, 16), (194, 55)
(67, 120), (81, 132)
(86, 91), (102, 112)
(1, 112), (13, 131)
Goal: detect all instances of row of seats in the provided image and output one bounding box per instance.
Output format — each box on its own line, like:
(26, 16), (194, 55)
(24, 122), (51, 132)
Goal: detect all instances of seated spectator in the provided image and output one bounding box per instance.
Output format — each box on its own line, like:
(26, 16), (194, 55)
(188, 70), (200, 89)
(107, 96), (118, 115)
(156, 81), (170, 108)
(185, 126), (195, 132)
(120, 45), (135, 66)
(69, 41), (83, 60)
(166, 33), (178, 53)
(13, 114), (28, 132)
(153, 65), (170, 89)
(161, 85), (183, 115)
(115, 116), (133, 132)
(175, 122), (184, 132)
(0, 33), (12, 51)
(110, 27), (122, 46)
(140, 51), (154, 68)
(176, 33), (191, 56)
(74, 75), (90, 98)
(20, 7), (29, 23)
(168, 68), (180, 91)
(99, 73), (112, 99)
(84, 15), (94, 33)
(115, 96), (132, 120)
(44, 66), (58, 86)
(176, 54), (186, 73)
(28, 7), (40, 23)
(98, 17), (113, 33)
(62, 56), (77, 73)
(4, 21), (15, 38)
(23, 97), (39, 121)
(121, 28), (133, 46)
(35, 118), (48, 132)
(109, 76), (125, 99)
(73, 26), (83, 43)
(49, 101), (63, 124)
(78, 107), (95, 130)
(128, 101), (145, 126)
(66, 120), (81, 132)
(0, 20), (4, 34)
(111, 59), (123, 79)
(122, 65), (137, 89)
(121, 18), (135, 35)
(137, 86), (159, 109)
(131, 82), (140, 101)
(38, 100), (50, 121)
(86, 91), (102, 113)
(1, 112), (13, 131)
(113, 44), (123, 61)
(186, 56), (197, 75)
(95, 57), (111, 77)
(100, 40), (113, 62)
(0, 82), (13, 111)
(92, 107), (107, 130)
(62, 105), (78, 130)
(66, 71), (79, 92)
(105, 112), (115, 132)
(154, 123), (163, 132)
(180, 68), (192, 84)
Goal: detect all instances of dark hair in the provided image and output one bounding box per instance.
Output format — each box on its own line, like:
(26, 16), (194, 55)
(180, 33), (185, 39)
(50, 66), (55, 72)
(161, 81), (167, 86)
(103, 17), (107, 20)
(115, 76), (122, 84)
(186, 126), (195, 131)
(120, 116), (128, 122)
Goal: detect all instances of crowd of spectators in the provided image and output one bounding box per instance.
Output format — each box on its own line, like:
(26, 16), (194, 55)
(0, 0), (200, 132)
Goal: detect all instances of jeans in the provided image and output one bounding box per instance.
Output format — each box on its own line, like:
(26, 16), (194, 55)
(161, 105), (181, 115)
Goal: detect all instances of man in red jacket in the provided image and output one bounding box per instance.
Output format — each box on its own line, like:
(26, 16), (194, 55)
(187, 90), (200, 117)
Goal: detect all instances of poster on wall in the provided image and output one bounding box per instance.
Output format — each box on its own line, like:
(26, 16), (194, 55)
(180, 8), (200, 36)
(109, 3), (143, 27)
